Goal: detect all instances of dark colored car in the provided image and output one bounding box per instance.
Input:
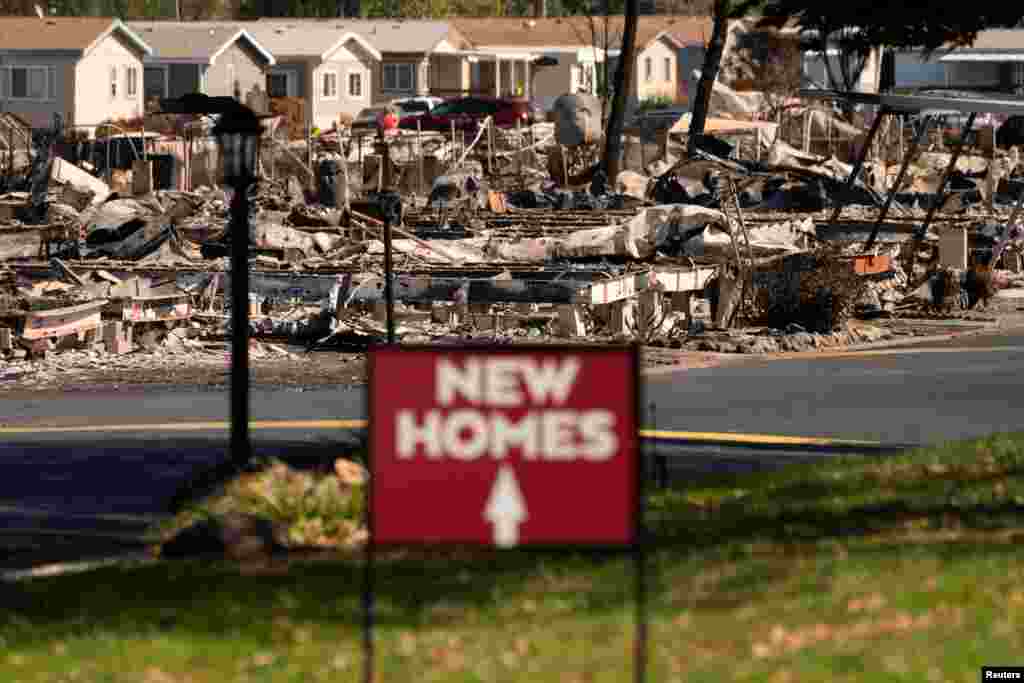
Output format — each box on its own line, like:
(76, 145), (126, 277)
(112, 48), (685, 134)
(997, 115), (1024, 148)
(399, 96), (543, 132)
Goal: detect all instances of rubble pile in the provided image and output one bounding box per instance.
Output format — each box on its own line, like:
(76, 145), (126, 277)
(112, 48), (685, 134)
(2, 96), (1024, 381)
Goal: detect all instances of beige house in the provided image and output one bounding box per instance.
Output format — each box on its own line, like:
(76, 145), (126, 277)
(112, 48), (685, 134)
(345, 20), (473, 102)
(244, 21), (382, 130)
(128, 22), (276, 112)
(451, 17), (606, 111)
(635, 30), (685, 102)
(255, 19), (473, 105)
(603, 16), (711, 107)
(0, 16), (152, 131)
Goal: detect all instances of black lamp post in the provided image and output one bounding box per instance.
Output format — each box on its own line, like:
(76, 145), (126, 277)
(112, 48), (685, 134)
(214, 107), (264, 468)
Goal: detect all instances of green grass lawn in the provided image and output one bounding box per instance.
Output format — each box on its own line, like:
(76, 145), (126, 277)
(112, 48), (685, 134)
(4, 432), (1024, 682)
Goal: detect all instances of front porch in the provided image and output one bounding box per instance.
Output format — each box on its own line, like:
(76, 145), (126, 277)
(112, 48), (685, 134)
(428, 51), (538, 99)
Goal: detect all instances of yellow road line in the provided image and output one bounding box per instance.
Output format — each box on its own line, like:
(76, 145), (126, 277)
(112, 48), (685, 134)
(640, 429), (883, 447)
(0, 419), (887, 448)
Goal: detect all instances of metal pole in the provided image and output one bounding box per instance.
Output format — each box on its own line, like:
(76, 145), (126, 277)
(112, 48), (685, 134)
(229, 179), (251, 468)
(380, 187), (398, 346)
(865, 114), (932, 252)
(918, 112), (976, 238)
(417, 118), (424, 196)
(828, 108), (887, 226)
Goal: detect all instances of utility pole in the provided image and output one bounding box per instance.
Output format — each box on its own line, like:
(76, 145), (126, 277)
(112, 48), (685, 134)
(602, 0), (637, 182)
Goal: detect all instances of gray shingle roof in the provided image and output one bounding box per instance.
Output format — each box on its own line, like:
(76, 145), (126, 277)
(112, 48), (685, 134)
(128, 22), (271, 63)
(253, 18), (465, 54)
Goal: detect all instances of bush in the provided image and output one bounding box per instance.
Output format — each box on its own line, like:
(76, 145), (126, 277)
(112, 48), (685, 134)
(156, 457), (367, 551)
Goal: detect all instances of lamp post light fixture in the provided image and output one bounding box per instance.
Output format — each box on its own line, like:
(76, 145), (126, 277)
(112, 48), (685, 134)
(215, 107), (263, 188)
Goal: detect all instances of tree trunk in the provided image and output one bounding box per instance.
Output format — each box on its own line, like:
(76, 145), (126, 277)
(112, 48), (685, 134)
(687, 0), (728, 158)
(603, 0), (638, 181)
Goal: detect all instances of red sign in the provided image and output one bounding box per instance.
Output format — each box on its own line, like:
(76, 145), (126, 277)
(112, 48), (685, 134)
(369, 346), (639, 548)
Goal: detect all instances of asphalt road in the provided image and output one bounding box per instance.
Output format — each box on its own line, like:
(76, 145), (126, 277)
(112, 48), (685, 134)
(2, 330), (1023, 571)
(4, 335), (1023, 444)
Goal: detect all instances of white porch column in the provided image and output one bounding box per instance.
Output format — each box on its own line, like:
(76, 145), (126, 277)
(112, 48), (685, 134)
(418, 57), (430, 96)
(523, 58), (531, 97)
(494, 57), (502, 97)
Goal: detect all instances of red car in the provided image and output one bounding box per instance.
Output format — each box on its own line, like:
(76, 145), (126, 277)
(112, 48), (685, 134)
(399, 96), (543, 132)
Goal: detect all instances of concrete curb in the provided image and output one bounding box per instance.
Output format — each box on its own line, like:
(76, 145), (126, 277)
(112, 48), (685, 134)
(643, 320), (1005, 372)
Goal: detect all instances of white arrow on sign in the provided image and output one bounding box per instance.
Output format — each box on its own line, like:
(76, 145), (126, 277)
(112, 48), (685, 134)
(484, 465), (527, 548)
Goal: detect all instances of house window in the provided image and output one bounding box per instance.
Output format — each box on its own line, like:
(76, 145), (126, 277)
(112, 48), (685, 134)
(125, 66), (137, 98)
(0, 66), (52, 101)
(321, 70), (338, 99)
(144, 66), (168, 100)
(348, 71), (362, 98)
(267, 70), (296, 98)
(664, 57), (671, 81)
(383, 63), (414, 92)
(109, 66), (118, 98)
(268, 72), (288, 97)
(644, 57), (652, 82)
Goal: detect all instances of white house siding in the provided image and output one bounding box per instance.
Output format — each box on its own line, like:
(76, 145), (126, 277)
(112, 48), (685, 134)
(75, 31), (145, 129)
(0, 52), (77, 129)
(314, 40), (374, 128)
(636, 39), (677, 102)
(893, 51), (946, 89)
(205, 41), (267, 101)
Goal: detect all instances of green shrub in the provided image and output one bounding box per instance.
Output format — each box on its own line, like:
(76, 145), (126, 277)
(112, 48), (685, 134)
(156, 457), (366, 549)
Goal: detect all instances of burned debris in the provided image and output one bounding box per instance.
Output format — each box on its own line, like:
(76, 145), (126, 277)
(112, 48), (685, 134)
(2, 88), (1023, 375)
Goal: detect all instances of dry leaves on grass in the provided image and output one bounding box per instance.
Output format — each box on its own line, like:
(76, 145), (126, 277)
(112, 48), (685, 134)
(144, 668), (194, 683)
(429, 636), (467, 671)
(398, 631), (417, 657)
(751, 605), (964, 659)
(846, 593), (886, 613)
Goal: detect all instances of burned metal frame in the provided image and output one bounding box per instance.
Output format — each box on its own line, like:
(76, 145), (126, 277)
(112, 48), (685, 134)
(916, 111), (977, 242)
(827, 107), (888, 227)
(803, 89), (1024, 253)
(866, 113), (932, 251)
